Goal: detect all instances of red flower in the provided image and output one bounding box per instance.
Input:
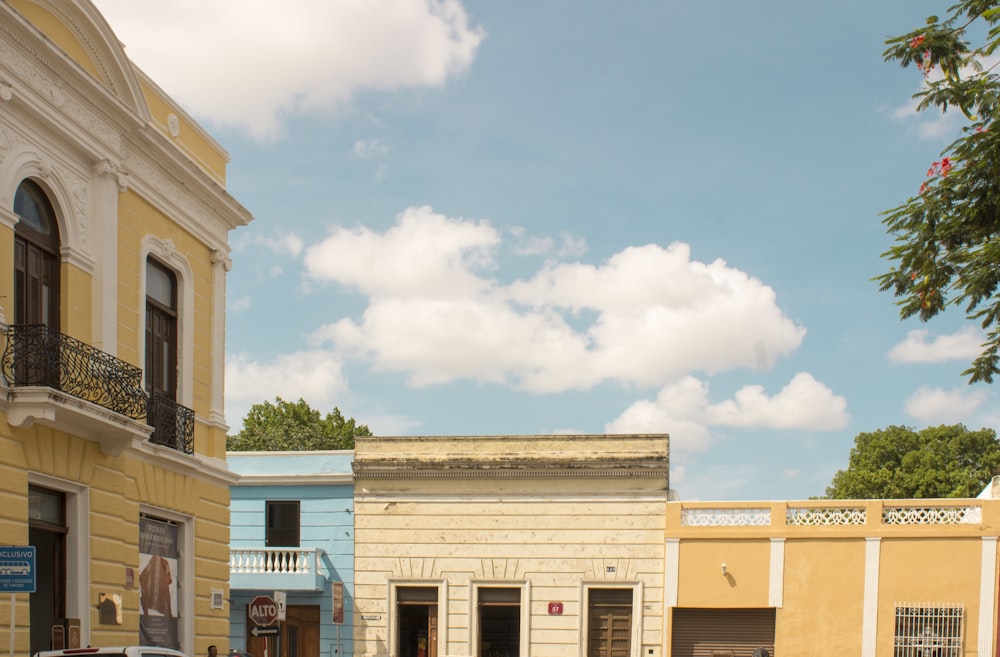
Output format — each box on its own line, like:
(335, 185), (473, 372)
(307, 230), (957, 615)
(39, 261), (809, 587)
(910, 34), (925, 48)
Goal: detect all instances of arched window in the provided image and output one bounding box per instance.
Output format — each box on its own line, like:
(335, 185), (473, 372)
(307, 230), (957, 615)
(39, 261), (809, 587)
(13, 179), (60, 328)
(145, 257), (178, 400)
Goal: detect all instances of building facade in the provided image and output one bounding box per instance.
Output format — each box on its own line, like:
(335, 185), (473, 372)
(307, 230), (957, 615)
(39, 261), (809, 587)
(351, 434), (671, 657)
(0, 1), (251, 654)
(666, 499), (1000, 657)
(228, 452), (356, 657)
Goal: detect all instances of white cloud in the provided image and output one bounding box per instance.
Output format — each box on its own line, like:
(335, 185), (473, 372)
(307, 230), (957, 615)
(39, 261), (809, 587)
(888, 326), (984, 364)
(230, 296), (251, 312)
(354, 139), (390, 159)
(904, 386), (992, 424)
(302, 206), (806, 392)
(606, 373), (849, 454)
(93, 0), (486, 139)
(225, 350), (349, 428)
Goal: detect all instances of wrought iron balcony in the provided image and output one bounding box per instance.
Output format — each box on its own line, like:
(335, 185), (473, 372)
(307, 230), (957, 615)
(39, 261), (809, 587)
(1, 324), (194, 455)
(2, 324), (147, 418)
(147, 392), (195, 454)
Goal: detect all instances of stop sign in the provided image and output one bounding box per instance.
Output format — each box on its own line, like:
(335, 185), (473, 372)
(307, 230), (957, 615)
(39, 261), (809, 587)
(248, 595), (278, 626)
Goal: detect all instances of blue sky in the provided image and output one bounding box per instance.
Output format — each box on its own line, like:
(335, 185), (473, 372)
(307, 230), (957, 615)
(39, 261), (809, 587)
(93, 0), (998, 500)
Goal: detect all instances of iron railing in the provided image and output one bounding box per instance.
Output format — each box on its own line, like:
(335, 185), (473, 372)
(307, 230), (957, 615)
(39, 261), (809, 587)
(2, 324), (147, 418)
(2, 324), (194, 454)
(147, 391), (195, 454)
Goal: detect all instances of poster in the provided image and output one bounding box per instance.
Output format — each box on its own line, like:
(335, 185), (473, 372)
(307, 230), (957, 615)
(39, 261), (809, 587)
(139, 516), (179, 648)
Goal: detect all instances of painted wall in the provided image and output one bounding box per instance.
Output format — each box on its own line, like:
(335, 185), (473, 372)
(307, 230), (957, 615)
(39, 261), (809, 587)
(228, 452), (356, 657)
(352, 434), (671, 657)
(0, 1), (250, 655)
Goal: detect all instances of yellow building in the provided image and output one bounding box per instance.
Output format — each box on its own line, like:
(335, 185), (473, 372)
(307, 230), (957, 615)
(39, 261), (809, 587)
(352, 434), (1000, 657)
(352, 434), (671, 657)
(667, 498), (1000, 657)
(0, 1), (251, 654)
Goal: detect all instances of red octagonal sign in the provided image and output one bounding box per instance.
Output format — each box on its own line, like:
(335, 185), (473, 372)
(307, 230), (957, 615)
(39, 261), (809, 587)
(248, 595), (278, 627)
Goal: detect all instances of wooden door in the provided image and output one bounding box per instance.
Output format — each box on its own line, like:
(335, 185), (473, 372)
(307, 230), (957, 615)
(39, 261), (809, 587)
(281, 606), (319, 657)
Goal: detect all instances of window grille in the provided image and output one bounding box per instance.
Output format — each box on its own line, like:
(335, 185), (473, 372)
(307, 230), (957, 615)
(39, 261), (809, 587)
(894, 604), (963, 657)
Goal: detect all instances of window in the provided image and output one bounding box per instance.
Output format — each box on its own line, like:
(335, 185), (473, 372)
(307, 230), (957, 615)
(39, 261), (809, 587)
(145, 258), (178, 399)
(478, 587), (520, 657)
(29, 486), (66, 655)
(13, 179), (60, 328)
(894, 604), (964, 657)
(266, 501), (300, 547)
(396, 586), (438, 657)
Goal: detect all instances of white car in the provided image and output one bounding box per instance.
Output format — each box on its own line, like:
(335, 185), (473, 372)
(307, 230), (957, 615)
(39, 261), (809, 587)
(35, 648), (188, 657)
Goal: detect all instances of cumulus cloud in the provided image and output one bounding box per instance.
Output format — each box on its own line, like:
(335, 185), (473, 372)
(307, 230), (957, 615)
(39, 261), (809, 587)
(302, 206), (806, 392)
(888, 326), (984, 363)
(230, 296), (251, 312)
(606, 373), (849, 453)
(93, 0), (485, 139)
(904, 386), (992, 424)
(225, 350), (349, 428)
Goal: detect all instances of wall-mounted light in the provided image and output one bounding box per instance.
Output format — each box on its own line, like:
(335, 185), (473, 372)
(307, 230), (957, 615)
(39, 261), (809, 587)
(721, 562), (727, 576)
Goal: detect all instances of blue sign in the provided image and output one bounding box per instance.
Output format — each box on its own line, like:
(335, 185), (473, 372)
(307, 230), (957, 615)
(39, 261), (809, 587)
(0, 546), (36, 593)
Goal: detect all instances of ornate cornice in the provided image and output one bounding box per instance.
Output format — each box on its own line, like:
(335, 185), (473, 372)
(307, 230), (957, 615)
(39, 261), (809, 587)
(353, 459), (668, 480)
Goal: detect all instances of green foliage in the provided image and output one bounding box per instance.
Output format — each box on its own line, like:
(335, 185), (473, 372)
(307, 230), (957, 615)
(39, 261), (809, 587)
(826, 424), (1000, 498)
(226, 396), (372, 452)
(879, 1), (1000, 383)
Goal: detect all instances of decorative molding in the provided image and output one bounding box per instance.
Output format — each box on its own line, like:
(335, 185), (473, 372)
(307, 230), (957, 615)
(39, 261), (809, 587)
(353, 463), (669, 480)
(786, 506), (866, 526)
(769, 538), (785, 608)
(882, 505), (982, 525)
(0, 82), (12, 101)
(211, 249), (233, 272)
(979, 537), (997, 657)
(93, 158), (128, 192)
(167, 113), (180, 137)
(679, 507), (771, 527)
(862, 537), (881, 657)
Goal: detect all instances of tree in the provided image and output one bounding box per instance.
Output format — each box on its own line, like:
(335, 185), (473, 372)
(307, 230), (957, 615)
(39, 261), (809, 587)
(879, 1), (1000, 383)
(226, 396), (372, 451)
(826, 424), (1000, 499)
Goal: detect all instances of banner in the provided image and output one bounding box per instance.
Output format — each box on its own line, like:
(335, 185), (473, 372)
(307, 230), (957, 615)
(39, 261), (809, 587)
(139, 516), (179, 648)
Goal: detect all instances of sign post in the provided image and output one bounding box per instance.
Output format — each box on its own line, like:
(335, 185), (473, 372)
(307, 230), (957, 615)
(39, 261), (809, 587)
(1, 546), (36, 657)
(248, 594), (279, 657)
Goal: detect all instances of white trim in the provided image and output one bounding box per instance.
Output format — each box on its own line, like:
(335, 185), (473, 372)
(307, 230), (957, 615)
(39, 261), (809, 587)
(387, 579), (447, 657)
(139, 506), (194, 656)
(862, 537), (881, 657)
(664, 538), (678, 657)
(979, 537), (997, 657)
(27, 473), (90, 647)
(579, 581), (643, 657)
(140, 235), (195, 407)
(768, 538), (785, 608)
(469, 580), (530, 657)
(89, 160), (121, 354)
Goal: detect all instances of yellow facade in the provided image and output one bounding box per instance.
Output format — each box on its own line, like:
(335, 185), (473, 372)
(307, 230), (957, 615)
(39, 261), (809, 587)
(0, 1), (251, 655)
(668, 500), (1000, 657)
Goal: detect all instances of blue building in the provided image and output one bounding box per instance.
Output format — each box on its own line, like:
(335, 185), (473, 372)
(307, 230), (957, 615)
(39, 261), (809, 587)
(228, 451), (355, 657)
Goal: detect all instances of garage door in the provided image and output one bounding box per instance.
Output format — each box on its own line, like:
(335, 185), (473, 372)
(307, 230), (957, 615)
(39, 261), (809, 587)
(671, 608), (775, 657)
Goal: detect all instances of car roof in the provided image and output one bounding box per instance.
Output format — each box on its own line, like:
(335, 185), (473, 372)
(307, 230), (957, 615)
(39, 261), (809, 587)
(34, 648), (187, 657)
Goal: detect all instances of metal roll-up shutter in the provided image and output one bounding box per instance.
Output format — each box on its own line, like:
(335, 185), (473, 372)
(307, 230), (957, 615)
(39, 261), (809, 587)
(671, 608), (775, 657)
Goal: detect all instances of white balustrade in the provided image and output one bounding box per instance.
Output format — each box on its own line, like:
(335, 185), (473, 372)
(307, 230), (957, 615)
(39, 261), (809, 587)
(230, 547), (320, 574)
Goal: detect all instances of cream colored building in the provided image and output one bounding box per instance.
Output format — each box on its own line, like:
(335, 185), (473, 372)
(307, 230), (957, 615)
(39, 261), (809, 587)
(0, 0), (251, 654)
(352, 435), (1000, 657)
(352, 434), (671, 657)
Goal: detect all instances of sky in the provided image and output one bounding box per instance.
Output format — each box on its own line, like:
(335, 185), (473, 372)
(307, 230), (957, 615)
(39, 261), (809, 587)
(90, 0), (1000, 501)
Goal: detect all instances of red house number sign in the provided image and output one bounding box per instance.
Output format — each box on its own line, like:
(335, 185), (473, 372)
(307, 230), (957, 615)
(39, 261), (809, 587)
(548, 602), (563, 615)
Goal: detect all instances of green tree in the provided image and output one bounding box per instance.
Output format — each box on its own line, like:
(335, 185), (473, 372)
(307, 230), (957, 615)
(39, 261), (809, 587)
(879, 1), (1000, 383)
(226, 396), (372, 451)
(826, 424), (1000, 499)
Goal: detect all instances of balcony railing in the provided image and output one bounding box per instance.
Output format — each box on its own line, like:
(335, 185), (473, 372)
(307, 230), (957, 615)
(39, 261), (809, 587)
(148, 392), (195, 454)
(1, 324), (194, 454)
(230, 547), (327, 591)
